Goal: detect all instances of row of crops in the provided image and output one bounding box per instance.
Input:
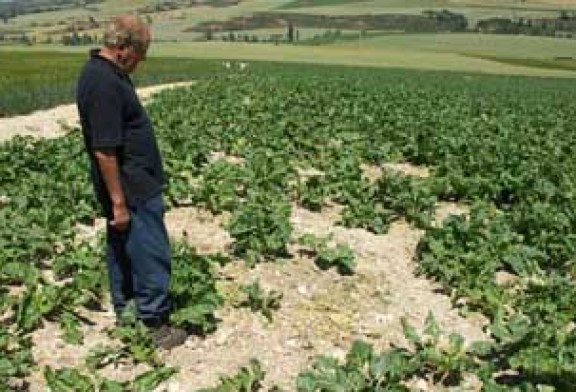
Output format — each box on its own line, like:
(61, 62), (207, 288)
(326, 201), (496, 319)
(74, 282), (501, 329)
(2, 65), (576, 390)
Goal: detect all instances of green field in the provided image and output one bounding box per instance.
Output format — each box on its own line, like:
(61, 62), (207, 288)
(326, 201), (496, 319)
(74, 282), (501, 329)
(2, 32), (576, 118)
(2, 0), (576, 82)
(4, 2), (576, 390)
(0, 50), (224, 116)
(3, 0), (576, 43)
(1, 0), (576, 81)
(3, 63), (576, 390)
(0, 0), (294, 42)
(148, 40), (576, 78)
(335, 32), (576, 59)
(278, 0), (576, 17)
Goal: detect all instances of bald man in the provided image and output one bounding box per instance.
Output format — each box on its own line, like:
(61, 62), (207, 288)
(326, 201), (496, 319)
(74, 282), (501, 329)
(76, 16), (187, 349)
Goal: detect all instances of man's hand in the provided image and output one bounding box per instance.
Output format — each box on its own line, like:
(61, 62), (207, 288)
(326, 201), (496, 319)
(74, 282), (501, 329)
(94, 149), (129, 231)
(111, 202), (130, 231)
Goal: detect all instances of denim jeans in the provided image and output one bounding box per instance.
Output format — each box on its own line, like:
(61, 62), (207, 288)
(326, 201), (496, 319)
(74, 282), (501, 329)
(105, 194), (171, 324)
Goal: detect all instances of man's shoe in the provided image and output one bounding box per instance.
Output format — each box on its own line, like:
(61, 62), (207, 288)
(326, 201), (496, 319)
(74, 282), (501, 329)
(149, 324), (188, 350)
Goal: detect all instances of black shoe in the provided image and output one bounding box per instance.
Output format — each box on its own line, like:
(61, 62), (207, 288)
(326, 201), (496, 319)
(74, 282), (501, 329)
(148, 323), (188, 350)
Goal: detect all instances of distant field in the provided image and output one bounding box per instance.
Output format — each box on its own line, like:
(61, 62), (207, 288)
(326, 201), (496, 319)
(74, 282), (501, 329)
(147, 41), (576, 78)
(472, 55), (576, 71)
(3, 32), (576, 79)
(0, 0), (294, 42)
(276, 0), (576, 25)
(279, 0), (576, 12)
(2, 1), (576, 97)
(0, 50), (223, 116)
(280, 0), (372, 9)
(207, 27), (354, 42)
(335, 33), (576, 59)
(3, 0), (576, 43)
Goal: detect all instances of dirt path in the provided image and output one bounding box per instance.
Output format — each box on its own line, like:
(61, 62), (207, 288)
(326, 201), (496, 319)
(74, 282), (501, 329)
(0, 81), (195, 143)
(4, 90), (487, 390)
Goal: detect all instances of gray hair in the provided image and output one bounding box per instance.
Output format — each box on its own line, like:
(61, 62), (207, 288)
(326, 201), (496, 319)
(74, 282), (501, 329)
(103, 16), (149, 51)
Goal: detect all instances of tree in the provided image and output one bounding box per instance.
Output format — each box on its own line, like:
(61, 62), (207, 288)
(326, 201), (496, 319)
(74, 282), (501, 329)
(287, 22), (295, 43)
(81, 33), (92, 45)
(88, 16), (98, 28)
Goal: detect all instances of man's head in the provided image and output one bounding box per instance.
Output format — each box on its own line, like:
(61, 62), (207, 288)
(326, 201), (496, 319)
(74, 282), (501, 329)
(102, 15), (150, 74)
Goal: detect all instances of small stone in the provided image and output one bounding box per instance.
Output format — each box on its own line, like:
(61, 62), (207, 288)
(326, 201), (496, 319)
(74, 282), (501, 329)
(302, 339), (314, 350)
(167, 381), (183, 392)
(495, 271), (518, 286)
(328, 347), (347, 361)
(413, 378), (430, 391)
(297, 285), (309, 296)
(215, 329), (233, 346)
(375, 313), (393, 324)
(184, 339), (196, 349)
(285, 338), (299, 348)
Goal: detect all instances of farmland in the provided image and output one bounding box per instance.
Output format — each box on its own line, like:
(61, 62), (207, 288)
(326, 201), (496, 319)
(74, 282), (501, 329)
(0, 51), (224, 116)
(2, 61), (576, 389)
(3, 0), (576, 85)
(2, 44), (576, 119)
(2, 0), (576, 390)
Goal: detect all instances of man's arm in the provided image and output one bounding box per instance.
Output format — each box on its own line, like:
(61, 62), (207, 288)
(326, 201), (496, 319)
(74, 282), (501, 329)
(94, 149), (130, 231)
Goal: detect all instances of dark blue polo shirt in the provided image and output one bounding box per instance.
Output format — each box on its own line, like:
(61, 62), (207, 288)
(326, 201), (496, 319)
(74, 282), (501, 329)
(76, 49), (165, 214)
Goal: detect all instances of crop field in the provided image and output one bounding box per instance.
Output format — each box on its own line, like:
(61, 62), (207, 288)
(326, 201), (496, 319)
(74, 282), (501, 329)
(148, 42), (576, 78)
(3, 46), (575, 121)
(3, 0), (576, 44)
(2, 63), (576, 390)
(1, 0), (294, 43)
(336, 33), (576, 59)
(278, 0), (576, 17)
(0, 51), (225, 117)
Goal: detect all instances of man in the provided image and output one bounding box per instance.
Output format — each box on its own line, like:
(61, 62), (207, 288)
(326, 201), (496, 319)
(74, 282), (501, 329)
(76, 15), (186, 349)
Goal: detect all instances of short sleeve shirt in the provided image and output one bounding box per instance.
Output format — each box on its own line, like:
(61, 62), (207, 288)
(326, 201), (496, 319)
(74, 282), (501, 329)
(76, 49), (165, 213)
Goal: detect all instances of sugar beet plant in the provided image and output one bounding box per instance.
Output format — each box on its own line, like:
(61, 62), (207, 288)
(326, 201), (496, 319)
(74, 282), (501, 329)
(5, 64), (576, 389)
(145, 69), (576, 389)
(0, 133), (223, 387)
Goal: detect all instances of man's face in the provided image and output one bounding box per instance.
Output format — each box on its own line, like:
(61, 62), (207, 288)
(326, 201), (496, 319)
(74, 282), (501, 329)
(119, 30), (150, 74)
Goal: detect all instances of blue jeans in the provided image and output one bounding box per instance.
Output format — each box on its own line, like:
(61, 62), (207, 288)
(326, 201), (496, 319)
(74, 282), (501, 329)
(105, 194), (171, 324)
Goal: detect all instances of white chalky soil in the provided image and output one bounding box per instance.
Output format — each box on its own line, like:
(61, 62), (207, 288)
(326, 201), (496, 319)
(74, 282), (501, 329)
(4, 82), (486, 391)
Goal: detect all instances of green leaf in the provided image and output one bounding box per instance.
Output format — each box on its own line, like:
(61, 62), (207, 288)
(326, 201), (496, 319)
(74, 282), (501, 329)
(131, 366), (178, 392)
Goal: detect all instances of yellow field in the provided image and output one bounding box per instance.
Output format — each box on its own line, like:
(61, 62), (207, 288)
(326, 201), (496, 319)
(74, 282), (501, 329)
(4, 0), (576, 43)
(335, 33), (576, 59)
(3, 30), (576, 78)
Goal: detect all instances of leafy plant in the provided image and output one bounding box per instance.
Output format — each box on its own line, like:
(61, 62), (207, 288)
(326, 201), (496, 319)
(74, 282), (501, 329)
(227, 191), (292, 265)
(193, 160), (246, 213)
(0, 327), (33, 385)
(44, 365), (177, 392)
(298, 234), (355, 275)
(298, 315), (482, 391)
(237, 280), (282, 322)
(199, 359), (265, 392)
(169, 243), (223, 333)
